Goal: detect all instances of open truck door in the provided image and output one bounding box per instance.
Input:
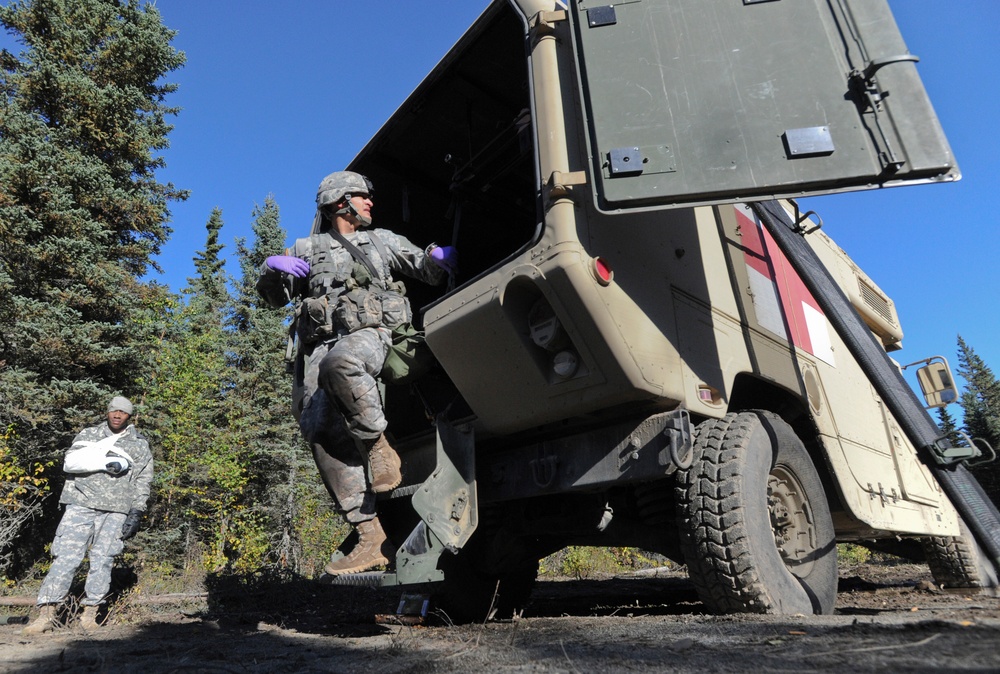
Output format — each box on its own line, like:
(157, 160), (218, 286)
(567, 0), (958, 210)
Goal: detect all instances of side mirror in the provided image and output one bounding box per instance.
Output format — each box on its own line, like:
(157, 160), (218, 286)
(908, 357), (959, 408)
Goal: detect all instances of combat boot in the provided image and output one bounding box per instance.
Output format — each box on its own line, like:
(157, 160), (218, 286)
(22, 604), (58, 636)
(365, 434), (402, 493)
(79, 605), (101, 632)
(324, 518), (394, 576)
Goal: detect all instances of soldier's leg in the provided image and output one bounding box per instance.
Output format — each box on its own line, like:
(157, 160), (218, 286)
(36, 505), (96, 605)
(301, 389), (372, 525)
(317, 328), (389, 440)
(82, 511), (128, 606)
(318, 329), (402, 491)
(302, 394), (393, 575)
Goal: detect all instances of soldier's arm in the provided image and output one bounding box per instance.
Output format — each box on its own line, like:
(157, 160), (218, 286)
(129, 440), (154, 512)
(380, 231), (447, 286)
(62, 427), (101, 473)
(256, 241), (309, 307)
(256, 262), (298, 308)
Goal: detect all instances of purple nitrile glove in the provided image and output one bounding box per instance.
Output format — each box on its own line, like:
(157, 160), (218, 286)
(429, 245), (458, 274)
(266, 255), (310, 278)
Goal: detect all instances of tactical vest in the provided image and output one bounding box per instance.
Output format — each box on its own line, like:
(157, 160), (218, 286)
(296, 230), (412, 345)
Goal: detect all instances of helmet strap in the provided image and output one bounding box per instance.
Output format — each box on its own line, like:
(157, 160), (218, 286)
(337, 196), (372, 228)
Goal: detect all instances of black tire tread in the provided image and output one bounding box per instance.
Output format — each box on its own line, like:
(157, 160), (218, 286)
(676, 414), (777, 613)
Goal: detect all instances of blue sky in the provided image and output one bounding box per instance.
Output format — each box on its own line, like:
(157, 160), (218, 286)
(4, 1), (998, 397)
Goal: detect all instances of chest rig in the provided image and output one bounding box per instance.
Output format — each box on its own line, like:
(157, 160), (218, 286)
(296, 230), (411, 344)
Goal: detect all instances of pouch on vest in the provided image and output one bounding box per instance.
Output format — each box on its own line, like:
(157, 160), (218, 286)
(299, 295), (337, 344)
(381, 322), (435, 385)
(333, 287), (383, 333)
(379, 289), (412, 330)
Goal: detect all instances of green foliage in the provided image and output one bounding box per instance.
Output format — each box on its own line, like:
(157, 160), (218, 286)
(836, 543), (872, 566)
(288, 483), (350, 579)
(936, 405), (961, 447)
(137, 197), (345, 580)
(539, 546), (666, 579)
(0, 424), (52, 580)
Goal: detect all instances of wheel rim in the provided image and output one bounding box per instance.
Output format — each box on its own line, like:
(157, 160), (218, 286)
(767, 464), (818, 576)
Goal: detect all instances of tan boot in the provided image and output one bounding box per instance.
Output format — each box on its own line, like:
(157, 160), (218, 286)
(22, 604), (58, 636)
(79, 605), (101, 632)
(366, 434), (402, 493)
(324, 518), (393, 576)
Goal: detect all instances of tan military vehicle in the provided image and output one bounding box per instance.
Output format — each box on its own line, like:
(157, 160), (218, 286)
(331, 0), (1000, 621)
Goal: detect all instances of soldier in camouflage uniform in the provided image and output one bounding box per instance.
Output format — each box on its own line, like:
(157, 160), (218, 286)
(23, 396), (153, 635)
(257, 171), (456, 576)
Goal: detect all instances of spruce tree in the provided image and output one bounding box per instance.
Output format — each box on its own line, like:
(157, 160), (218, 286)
(955, 335), (1000, 505)
(0, 0), (186, 450)
(190, 207), (228, 311)
(936, 405), (961, 448)
(0, 0), (185, 572)
(227, 197), (343, 574)
(143, 210), (235, 573)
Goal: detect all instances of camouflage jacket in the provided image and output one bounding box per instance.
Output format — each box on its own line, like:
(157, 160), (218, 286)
(256, 228), (446, 341)
(59, 422), (154, 514)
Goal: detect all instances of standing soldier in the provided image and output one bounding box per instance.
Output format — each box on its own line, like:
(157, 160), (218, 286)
(257, 171), (455, 576)
(23, 396), (153, 635)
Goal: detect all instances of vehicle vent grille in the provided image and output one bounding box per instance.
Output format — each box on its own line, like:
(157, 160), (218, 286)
(858, 277), (895, 326)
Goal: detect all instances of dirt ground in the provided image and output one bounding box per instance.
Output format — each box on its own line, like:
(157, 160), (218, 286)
(2, 561), (999, 673)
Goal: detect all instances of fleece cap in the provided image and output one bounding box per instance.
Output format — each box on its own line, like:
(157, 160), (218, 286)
(107, 396), (134, 416)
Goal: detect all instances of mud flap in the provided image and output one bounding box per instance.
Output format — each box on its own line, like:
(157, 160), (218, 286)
(381, 416), (478, 586)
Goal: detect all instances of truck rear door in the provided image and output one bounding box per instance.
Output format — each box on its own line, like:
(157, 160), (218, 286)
(569, 0), (957, 211)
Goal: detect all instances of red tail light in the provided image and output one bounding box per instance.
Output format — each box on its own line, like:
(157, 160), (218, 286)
(592, 256), (613, 285)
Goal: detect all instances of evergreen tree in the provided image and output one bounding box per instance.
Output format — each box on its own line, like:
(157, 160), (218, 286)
(0, 0), (186, 450)
(190, 207), (228, 311)
(226, 197), (344, 575)
(955, 335), (1000, 505)
(936, 406), (961, 447)
(143, 211), (234, 574)
(0, 0), (185, 573)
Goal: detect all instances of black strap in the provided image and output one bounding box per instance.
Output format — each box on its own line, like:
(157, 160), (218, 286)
(327, 230), (384, 287)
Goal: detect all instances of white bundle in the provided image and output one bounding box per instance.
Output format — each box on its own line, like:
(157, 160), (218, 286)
(64, 434), (133, 474)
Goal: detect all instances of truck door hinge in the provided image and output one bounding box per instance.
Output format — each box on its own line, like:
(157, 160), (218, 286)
(545, 170), (588, 200)
(530, 9), (567, 35)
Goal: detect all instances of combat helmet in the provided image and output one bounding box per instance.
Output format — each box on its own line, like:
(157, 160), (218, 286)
(313, 171), (374, 231)
(316, 171), (374, 209)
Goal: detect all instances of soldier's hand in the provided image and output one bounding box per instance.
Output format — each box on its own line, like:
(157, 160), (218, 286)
(105, 459), (129, 475)
(121, 509), (143, 540)
(430, 245), (458, 274)
(266, 255), (310, 278)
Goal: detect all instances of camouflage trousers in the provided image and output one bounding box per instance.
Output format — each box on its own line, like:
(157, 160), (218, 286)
(297, 327), (391, 525)
(36, 504), (127, 606)
(317, 327), (391, 440)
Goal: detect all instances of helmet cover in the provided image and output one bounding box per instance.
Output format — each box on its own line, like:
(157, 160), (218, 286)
(316, 171), (374, 209)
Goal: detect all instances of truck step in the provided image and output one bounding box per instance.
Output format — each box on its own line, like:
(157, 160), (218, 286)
(320, 571), (387, 587)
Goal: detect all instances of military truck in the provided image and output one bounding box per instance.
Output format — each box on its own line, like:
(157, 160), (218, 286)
(330, 0), (1000, 621)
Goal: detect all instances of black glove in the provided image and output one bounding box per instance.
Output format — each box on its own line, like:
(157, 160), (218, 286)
(105, 459), (129, 475)
(121, 509), (143, 540)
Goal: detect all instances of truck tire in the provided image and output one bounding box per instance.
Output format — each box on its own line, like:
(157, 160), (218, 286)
(922, 518), (1000, 592)
(676, 411), (837, 614)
